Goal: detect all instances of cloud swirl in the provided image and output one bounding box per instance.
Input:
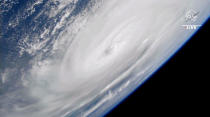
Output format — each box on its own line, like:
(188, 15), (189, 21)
(0, 0), (209, 117)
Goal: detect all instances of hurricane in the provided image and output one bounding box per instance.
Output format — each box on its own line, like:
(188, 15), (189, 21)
(0, 0), (209, 117)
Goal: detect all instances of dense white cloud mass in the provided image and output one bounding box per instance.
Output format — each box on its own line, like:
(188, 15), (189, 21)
(0, 0), (209, 117)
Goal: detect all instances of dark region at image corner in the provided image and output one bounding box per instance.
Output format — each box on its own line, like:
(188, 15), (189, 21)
(105, 19), (209, 116)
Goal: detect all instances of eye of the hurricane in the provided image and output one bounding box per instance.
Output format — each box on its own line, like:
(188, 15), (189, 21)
(57, 17), (148, 91)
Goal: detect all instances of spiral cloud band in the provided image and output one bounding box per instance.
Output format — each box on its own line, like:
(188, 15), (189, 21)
(0, 0), (209, 117)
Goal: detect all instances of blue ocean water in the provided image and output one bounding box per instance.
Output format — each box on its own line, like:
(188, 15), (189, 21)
(0, 0), (90, 92)
(0, 1), (95, 115)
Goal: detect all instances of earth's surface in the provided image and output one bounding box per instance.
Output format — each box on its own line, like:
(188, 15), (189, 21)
(0, 0), (209, 117)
